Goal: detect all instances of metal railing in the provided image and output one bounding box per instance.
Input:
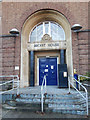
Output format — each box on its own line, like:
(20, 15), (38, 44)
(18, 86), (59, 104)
(0, 75), (19, 95)
(68, 75), (88, 116)
(78, 75), (90, 88)
(41, 75), (47, 113)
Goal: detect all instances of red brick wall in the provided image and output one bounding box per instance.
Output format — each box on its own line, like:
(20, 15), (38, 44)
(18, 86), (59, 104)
(1, 2), (89, 77)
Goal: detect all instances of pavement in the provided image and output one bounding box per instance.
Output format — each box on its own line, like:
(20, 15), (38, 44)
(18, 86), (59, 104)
(0, 108), (90, 120)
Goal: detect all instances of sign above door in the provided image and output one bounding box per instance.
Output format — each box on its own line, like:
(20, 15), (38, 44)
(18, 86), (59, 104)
(27, 41), (66, 51)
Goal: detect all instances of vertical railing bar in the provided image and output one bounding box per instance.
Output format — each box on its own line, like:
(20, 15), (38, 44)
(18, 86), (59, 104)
(45, 76), (46, 93)
(86, 90), (88, 116)
(16, 75), (19, 95)
(41, 93), (43, 112)
(13, 76), (14, 90)
(78, 76), (80, 90)
(41, 75), (47, 113)
(68, 77), (70, 93)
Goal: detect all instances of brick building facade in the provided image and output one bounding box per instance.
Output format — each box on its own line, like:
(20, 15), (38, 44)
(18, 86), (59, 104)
(0, 1), (89, 87)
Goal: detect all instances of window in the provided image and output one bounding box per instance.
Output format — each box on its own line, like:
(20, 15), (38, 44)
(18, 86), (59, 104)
(30, 21), (65, 42)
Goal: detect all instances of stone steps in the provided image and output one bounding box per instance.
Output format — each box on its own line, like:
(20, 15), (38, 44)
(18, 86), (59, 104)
(2, 87), (90, 115)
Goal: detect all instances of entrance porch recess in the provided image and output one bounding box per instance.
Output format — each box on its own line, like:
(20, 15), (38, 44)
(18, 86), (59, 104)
(21, 9), (73, 88)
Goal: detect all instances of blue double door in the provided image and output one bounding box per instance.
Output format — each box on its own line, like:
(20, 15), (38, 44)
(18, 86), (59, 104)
(39, 57), (57, 86)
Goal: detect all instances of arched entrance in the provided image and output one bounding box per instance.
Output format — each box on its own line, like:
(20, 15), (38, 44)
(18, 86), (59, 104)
(20, 9), (73, 88)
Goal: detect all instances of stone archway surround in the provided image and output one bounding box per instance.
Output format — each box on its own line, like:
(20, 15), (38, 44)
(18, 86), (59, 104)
(20, 9), (73, 88)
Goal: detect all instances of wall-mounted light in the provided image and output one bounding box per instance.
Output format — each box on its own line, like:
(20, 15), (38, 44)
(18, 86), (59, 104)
(71, 24), (90, 33)
(9, 28), (19, 35)
(71, 24), (82, 31)
(0, 28), (19, 37)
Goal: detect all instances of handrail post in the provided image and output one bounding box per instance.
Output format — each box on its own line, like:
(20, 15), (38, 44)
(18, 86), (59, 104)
(17, 76), (19, 95)
(78, 75), (80, 90)
(68, 77), (70, 94)
(41, 92), (44, 113)
(41, 75), (47, 113)
(12, 77), (14, 89)
(86, 91), (88, 116)
(45, 76), (46, 93)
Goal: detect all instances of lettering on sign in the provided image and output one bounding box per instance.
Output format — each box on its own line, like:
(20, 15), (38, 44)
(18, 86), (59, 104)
(48, 43), (59, 47)
(34, 44), (46, 47)
(34, 43), (59, 48)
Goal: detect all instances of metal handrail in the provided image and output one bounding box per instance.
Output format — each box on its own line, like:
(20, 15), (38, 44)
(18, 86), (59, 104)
(0, 75), (19, 95)
(78, 75), (90, 90)
(79, 75), (90, 79)
(68, 75), (88, 116)
(41, 75), (47, 113)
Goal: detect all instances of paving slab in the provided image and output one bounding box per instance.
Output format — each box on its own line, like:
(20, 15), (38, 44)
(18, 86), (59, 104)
(1, 108), (89, 119)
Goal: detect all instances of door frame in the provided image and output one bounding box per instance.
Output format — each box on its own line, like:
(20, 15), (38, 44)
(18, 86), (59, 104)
(21, 9), (73, 88)
(37, 56), (59, 86)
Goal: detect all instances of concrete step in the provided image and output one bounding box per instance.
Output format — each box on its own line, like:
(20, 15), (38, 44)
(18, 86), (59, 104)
(16, 98), (41, 103)
(47, 103), (86, 109)
(45, 93), (86, 99)
(45, 108), (86, 115)
(45, 99), (86, 105)
(5, 100), (42, 107)
(2, 104), (17, 110)
(2, 104), (41, 112)
(20, 94), (41, 98)
(44, 96), (84, 101)
(46, 105), (86, 111)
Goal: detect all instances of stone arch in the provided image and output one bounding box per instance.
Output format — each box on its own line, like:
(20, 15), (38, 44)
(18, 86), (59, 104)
(20, 9), (73, 88)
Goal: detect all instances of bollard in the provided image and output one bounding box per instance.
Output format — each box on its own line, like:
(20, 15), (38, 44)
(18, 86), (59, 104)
(74, 74), (78, 89)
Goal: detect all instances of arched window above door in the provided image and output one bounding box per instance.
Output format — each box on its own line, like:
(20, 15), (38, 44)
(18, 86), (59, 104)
(29, 21), (65, 43)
